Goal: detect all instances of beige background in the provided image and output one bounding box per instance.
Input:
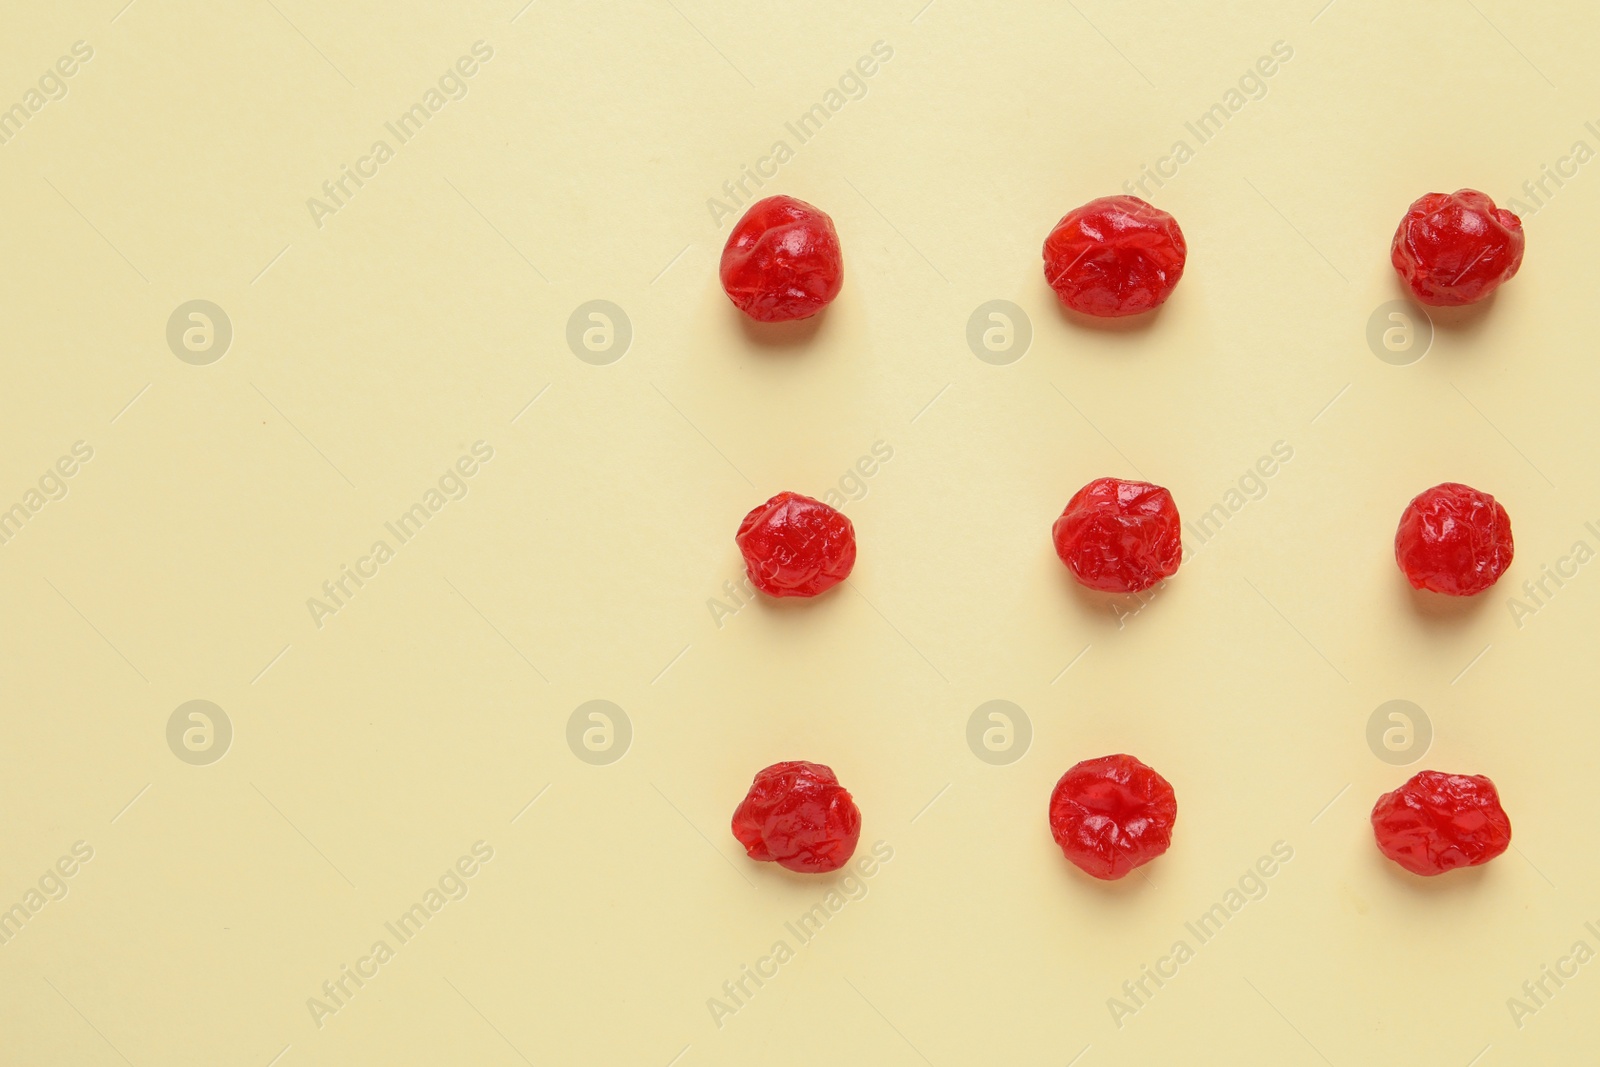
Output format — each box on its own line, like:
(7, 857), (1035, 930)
(0, 0), (1595, 1063)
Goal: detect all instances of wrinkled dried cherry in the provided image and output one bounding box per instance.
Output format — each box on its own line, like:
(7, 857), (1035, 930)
(1391, 189), (1524, 306)
(736, 491), (856, 598)
(1394, 482), (1513, 596)
(720, 195), (844, 322)
(1053, 477), (1182, 593)
(1043, 195), (1186, 317)
(732, 761), (861, 874)
(1371, 770), (1511, 876)
(1050, 754), (1176, 880)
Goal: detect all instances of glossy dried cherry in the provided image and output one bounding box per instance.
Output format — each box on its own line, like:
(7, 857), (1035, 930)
(732, 761), (861, 874)
(1043, 195), (1186, 317)
(720, 195), (844, 322)
(1371, 770), (1511, 876)
(1391, 189), (1524, 306)
(1049, 754), (1176, 881)
(1053, 477), (1182, 593)
(736, 491), (856, 598)
(1394, 482), (1513, 596)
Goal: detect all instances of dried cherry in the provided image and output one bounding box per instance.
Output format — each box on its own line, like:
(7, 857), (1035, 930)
(1391, 189), (1524, 306)
(720, 195), (844, 322)
(1371, 770), (1511, 876)
(1049, 754), (1176, 880)
(736, 491), (856, 598)
(1053, 477), (1182, 593)
(732, 761), (861, 874)
(1394, 482), (1513, 596)
(1043, 195), (1186, 317)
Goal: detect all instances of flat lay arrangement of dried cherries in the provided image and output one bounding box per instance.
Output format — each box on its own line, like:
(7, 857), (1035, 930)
(732, 761), (861, 874)
(720, 195), (844, 322)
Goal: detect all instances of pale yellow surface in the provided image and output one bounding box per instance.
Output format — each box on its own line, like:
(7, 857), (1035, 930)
(0, 1), (1596, 1064)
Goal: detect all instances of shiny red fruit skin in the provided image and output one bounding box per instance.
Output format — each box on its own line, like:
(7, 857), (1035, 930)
(1050, 754), (1177, 881)
(1043, 195), (1187, 317)
(719, 195), (844, 322)
(736, 491), (856, 598)
(1391, 190), (1524, 306)
(1371, 770), (1511, 876)
(732, 761), (862, 874)
(1053, 477), (1182, 593)
(1394, 482), (1513, 596)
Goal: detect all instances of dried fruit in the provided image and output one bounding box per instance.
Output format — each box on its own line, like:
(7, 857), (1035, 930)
(1053, 477), (1182, 593)
(720, 195), (844, 322)
(1371, 770), (1511, 876)
(732, 761), (861, 874)
(736, 491), (856, 598)
(1043, 195), (1186, 317)
(1391, 189), (1525, 306)
(1394, 482), (1513, 596)
(1049, 754), (1176, 880)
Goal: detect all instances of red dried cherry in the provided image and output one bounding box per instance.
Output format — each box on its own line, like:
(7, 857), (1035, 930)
(732, 761), (861, 874)
(1049, 754), (1176, 881)
(1043, 195), (1186, 317)
(736, 491), (856, 598)
(1053, 477), (1182, 593)
(720, 195), (844, 322)
(1371, 770), (1511, 876)
(1394, 482), (1513, 596)
(1391, 189), (1525, 307)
